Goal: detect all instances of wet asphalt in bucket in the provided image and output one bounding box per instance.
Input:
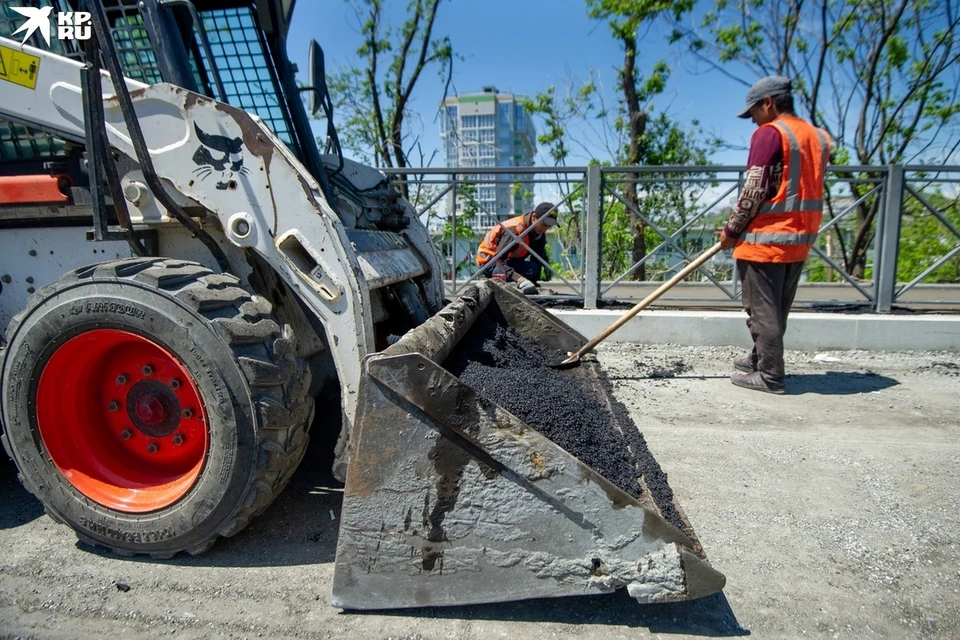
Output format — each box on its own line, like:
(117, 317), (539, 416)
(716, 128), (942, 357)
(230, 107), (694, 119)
(442, 310), (687, 535)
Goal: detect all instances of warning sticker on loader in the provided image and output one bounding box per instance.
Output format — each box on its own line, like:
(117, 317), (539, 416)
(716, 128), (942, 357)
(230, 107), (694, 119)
(0, 44), (40, 90)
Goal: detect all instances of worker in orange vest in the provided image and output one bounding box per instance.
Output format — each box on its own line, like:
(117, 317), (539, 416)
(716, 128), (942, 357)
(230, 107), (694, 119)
(476, 202), (557, 295)
(720, 76), (831, 394)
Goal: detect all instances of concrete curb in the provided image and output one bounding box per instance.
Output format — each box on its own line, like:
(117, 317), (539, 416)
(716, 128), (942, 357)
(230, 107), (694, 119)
(549, 309), (960, 352)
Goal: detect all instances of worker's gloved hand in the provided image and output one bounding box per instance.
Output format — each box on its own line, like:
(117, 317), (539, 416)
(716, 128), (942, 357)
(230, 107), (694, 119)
(516, 276), (538, 295)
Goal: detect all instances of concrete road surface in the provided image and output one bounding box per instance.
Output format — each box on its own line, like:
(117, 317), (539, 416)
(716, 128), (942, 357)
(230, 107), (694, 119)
(1, 344), (958, 639)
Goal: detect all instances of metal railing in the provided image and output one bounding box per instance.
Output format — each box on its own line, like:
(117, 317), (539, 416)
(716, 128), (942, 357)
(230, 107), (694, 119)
(386, 164), (960, 312)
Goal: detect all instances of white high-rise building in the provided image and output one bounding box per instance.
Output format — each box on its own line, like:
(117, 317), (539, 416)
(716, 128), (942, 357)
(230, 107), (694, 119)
(440, 87), (537, 233)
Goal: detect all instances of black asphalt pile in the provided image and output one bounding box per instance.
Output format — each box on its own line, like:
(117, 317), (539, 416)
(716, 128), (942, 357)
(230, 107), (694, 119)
(442, 311), (687, 535)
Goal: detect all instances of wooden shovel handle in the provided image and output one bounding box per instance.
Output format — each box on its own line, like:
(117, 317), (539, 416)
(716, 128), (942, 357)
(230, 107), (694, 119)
(571, 242), (723, 359)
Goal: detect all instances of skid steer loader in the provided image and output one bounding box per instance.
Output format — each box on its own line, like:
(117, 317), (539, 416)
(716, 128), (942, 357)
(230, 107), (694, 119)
(0, 0), (724, 609)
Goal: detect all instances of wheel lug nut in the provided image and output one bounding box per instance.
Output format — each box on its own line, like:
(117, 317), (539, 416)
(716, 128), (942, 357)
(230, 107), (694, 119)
(146, 442), (159, 453)
(170, 378), (181, 390)
(182, 408), (194, 419)
(120, 429), (133, 440)
(116, 374), (129, 386)
(107, 401), (121, 412)
(172, 433), (185, 446)
(141, 364), (154, 376)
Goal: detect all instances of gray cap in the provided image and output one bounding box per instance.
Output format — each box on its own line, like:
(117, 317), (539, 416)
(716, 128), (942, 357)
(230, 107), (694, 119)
(533, 202), (558, 226)
(737, 76), (792, 118)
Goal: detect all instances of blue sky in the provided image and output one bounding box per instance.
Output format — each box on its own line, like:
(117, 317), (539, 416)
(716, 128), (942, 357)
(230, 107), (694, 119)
(286, 0), (760, 168)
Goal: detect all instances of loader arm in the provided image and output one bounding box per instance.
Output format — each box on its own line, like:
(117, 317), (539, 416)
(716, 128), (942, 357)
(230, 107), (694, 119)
(0, 34), (423, 435)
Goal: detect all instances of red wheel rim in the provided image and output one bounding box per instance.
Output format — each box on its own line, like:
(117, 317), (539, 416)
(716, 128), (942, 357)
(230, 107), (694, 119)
(36, 329), (209, 513)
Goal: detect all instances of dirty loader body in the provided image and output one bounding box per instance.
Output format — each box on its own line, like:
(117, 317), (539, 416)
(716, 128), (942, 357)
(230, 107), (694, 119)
(0, 0), (724, 609)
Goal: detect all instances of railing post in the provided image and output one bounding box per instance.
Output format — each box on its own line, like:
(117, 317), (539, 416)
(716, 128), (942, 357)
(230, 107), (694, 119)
(875, 164), (904, 312)
(449, 173), (458, 296)
(582, 165), (601, 309)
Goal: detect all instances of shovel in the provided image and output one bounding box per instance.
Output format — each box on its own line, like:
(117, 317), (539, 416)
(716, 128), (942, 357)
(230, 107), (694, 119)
(554, 242), (723, 368)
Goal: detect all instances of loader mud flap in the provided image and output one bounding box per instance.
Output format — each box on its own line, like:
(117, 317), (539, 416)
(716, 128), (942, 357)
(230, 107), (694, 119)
(332, 280), (725, 609)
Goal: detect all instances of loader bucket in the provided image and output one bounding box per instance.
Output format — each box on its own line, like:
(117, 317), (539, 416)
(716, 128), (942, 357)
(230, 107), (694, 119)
(332, 280), (725, 609)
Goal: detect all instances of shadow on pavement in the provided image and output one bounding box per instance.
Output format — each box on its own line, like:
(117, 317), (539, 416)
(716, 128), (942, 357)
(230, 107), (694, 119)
(787, 371), (898, 395)
(0, 454), (45, 530)
(611, 371), (899, 396)
(3, 420), (341, 565)
(353, 589), (749, 636)
(80, 428), (345, 568)
(70, 395), (346, 567)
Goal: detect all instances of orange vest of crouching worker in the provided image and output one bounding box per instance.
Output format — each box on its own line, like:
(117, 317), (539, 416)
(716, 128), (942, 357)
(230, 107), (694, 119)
(734, 115), (831, 263)
(476, 213), (536, 266)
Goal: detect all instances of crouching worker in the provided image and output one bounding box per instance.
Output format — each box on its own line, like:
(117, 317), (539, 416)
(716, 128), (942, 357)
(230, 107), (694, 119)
(476, 202), (557, 295)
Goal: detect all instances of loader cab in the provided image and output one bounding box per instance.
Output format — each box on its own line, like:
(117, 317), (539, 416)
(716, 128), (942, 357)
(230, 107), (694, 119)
(0, 1), (80, 177)
(0, 0), (327, 190)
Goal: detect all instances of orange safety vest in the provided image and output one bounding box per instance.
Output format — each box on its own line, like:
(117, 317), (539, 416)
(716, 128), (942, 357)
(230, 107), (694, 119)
(734, 115), (831, 263)
(476, 213), (536, 266)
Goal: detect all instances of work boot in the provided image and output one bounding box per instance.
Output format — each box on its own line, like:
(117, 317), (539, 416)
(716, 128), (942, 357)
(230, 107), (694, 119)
(734, 353), (758, 373)
(731, 371), (785, 395)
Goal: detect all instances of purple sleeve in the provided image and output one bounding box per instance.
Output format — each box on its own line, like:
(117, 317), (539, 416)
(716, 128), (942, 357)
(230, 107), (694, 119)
(724, 126), (784, 238)
(745, 126), (783, 167)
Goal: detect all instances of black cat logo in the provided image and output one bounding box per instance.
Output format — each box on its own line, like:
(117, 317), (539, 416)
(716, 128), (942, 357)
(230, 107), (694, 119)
(192, 123), (251, 190)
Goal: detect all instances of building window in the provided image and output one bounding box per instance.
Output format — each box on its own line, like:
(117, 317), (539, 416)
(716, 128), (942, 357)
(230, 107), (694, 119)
(442, 105), (457, 134)
(498, 102), (512, 126)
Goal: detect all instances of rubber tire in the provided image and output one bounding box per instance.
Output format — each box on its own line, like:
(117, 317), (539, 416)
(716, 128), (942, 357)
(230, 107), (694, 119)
(0, 258), (314, 557)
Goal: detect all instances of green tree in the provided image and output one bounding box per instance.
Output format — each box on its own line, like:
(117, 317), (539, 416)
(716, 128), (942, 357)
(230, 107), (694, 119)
(897, 190), (960, 283)
(523, 77), (719, 281)
(437, 178), (479, 278)
(326, 0), (454, 196)
(629, 112), (718, 279)
(671, 0), (960, 279)
(520, 86), (589, 279)
(586, 0), (696, 280)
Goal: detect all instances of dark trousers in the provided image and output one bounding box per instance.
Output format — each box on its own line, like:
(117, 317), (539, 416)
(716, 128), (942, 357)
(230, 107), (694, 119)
(481, 258), (541, 284)
(737, 259), (804, 385)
